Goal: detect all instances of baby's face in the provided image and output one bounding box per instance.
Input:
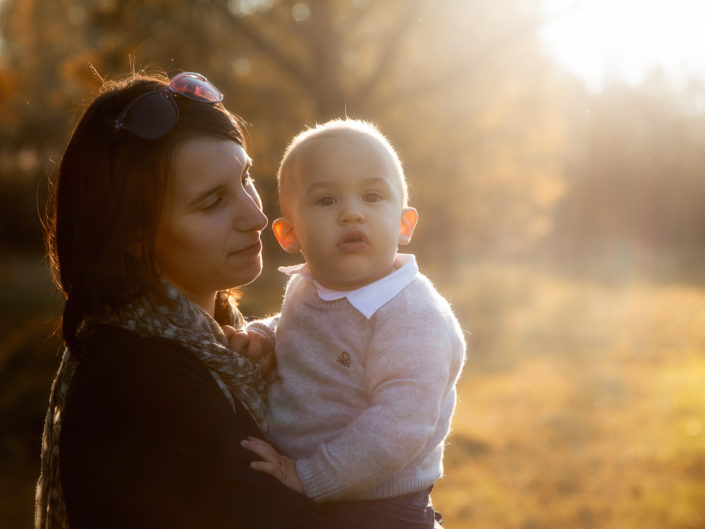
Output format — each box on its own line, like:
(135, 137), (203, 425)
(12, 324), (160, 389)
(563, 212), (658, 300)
(280, 132), (414, 291)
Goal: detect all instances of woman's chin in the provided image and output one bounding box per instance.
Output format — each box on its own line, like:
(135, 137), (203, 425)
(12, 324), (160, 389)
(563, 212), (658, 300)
(228, 260), (263, 288)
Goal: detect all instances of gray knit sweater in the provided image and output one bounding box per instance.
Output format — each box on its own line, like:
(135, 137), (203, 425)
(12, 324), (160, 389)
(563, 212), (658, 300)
(249, 269), (466, 503)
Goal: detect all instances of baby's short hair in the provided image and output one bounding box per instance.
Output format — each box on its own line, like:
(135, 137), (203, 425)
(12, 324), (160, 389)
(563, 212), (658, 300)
(277, 118), (408, 214)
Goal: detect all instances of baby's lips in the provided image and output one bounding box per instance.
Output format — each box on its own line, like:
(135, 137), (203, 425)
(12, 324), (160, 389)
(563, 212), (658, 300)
(339, 229), (369, 245)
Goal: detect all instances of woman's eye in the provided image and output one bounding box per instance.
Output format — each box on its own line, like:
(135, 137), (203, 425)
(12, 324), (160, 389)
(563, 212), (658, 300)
(203, 195), (223, 211)
(316, 196), (336, 206)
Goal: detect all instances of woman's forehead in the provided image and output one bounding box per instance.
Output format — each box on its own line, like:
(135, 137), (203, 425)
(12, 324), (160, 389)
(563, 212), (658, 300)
(169, 138), (249, 199)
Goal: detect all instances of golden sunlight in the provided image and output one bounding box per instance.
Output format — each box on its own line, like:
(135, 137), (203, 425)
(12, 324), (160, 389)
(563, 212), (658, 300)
(538, 0), (705, 91)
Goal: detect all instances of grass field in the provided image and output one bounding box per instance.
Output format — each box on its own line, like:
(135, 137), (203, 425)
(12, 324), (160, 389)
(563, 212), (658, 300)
(432, 264), (705, 529)
(1, 257), (704, 528)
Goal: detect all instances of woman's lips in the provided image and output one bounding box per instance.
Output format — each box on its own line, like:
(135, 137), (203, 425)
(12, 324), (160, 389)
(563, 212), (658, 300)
(230, 239), (262, 257)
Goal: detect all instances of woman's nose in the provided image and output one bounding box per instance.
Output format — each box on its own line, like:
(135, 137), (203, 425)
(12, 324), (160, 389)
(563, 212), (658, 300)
(235, 187), (268, 232)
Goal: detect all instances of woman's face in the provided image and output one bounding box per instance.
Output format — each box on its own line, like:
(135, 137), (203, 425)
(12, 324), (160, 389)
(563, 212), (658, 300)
(154, 137), (268, 313)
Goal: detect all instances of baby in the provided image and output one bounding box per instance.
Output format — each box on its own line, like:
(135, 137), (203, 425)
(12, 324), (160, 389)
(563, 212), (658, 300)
(243, 119), (466, 529)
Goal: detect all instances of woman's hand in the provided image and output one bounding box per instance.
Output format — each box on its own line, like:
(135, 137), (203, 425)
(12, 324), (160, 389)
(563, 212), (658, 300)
(241, 437), (305, 494)
(222, 326), (276, 379)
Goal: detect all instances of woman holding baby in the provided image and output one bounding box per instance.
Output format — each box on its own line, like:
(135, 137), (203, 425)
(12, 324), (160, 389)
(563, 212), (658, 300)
(35, 71), (336, 529)
(37, 70), (461, 529)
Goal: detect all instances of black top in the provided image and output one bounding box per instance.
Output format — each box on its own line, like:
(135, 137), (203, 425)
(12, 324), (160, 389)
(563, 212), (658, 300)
(60, 324), (337, 529)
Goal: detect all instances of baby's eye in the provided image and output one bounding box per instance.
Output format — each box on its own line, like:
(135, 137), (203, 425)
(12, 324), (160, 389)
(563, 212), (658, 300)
(364, 192), (383, 202)
(316, 196), (336, 206)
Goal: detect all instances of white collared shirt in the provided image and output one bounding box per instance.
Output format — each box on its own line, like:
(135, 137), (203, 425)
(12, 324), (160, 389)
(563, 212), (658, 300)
(278, 254), (418, 319)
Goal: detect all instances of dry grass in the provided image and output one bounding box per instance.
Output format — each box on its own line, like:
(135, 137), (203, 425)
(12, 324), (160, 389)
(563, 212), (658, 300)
(3, 257), (705, 528)
(432, 265), (705, 529)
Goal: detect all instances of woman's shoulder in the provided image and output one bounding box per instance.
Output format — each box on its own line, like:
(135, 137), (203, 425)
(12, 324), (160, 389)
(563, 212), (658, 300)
(81, 322), (185, 352)
(70, 324), (218, 405)
(80, 323), (207, 372)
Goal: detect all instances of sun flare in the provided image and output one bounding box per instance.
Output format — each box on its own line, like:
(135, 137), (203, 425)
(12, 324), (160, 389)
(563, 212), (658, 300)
(539, 0), (705, 91)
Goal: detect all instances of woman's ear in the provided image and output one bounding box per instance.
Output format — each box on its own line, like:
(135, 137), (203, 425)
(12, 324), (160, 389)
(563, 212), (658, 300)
(398, 207), (418, 245)
(272, 217), (301, 253)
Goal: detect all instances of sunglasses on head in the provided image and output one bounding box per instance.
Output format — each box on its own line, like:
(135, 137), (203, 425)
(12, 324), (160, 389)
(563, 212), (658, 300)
(114, 72), (224, 140)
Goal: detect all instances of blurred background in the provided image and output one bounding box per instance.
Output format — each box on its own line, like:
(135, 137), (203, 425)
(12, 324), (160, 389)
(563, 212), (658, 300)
(1, 0), (704, 527)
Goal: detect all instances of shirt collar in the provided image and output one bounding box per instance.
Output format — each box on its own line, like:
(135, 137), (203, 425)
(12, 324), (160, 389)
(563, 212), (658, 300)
(278, 254), (418, 319)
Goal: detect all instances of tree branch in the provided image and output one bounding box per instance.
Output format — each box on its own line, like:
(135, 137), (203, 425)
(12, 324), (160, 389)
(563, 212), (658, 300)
(351, 0), (430, 109)
(363, 10), (557, 114)
(222, 5), (312, 89)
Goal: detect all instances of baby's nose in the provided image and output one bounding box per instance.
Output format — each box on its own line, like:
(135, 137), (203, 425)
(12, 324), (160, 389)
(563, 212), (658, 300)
(339, 201), (365, 224)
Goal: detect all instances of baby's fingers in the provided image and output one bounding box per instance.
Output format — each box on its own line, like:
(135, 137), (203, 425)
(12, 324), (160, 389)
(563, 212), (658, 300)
(250, 460), (280, 475)
(241, 437), (304, 494)
(241, 437), (278, 462)
(223, 325), (249, 354)
(243, 331), (276, 377)
(257, 351), (276, 378)
(222, 325), (238, 340)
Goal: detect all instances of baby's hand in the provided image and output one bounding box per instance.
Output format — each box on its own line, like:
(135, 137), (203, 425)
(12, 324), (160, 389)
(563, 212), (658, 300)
(222, 326), (276, 379)
(241, 437), (304, 494)
(245, 330), (276, 378)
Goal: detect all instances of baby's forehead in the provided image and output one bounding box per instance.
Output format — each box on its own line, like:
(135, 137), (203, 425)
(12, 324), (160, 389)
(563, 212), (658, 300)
(292, 130), (398, 172)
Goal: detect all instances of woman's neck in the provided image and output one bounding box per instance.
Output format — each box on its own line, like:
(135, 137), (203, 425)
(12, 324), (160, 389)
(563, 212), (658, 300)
(171, 285), (216, 316)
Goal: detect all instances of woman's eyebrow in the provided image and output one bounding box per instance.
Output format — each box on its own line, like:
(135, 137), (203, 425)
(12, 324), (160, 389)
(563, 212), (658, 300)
(188, 159), (253, 207)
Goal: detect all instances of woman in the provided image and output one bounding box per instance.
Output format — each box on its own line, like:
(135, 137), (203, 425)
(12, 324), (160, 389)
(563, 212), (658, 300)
(36, 71), (337, 529)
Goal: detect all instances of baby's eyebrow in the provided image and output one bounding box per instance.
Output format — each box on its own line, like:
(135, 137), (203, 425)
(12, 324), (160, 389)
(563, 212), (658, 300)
(360, 177), (391, 187)
(303, 176), (394, 199)
(305, 181), (333, 194)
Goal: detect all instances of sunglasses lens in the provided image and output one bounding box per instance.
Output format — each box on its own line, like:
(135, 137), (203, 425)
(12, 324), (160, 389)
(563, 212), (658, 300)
(170, 73), (223, 103)
(118, 93), (179, 140)
(114, 72), (223, 140)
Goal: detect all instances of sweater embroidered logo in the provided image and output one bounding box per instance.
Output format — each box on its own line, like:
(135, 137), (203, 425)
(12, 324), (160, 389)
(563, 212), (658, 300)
(336, 351), (352, 368)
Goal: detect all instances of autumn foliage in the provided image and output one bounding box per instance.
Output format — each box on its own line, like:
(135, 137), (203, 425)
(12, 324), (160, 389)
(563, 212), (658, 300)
(1, 1), (704, 528)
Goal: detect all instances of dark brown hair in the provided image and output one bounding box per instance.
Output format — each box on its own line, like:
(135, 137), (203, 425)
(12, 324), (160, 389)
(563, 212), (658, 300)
(45, 72), (246, 354)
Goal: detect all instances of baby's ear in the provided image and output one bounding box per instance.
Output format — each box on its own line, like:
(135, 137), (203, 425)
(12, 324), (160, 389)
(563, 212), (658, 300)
(272, 217), (301, 254)
(398, 207), (418, 245)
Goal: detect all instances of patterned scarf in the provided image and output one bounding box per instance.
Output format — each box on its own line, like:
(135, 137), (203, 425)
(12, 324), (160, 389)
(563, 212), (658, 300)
(35, 283), (268, 529)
